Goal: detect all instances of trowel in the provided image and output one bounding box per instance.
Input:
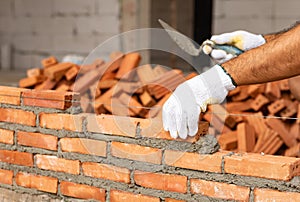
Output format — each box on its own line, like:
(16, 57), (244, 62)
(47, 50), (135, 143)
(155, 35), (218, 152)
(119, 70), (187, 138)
(158, 19), (243, 57)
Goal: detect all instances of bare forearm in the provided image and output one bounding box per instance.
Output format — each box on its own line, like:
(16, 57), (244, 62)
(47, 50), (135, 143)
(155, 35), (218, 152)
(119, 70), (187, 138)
(223, 24), (300, 85)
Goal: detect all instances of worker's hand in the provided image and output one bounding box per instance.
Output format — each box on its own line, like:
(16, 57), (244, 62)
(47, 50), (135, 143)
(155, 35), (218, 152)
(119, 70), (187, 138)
(162, 65), (236, 139)
(203, 31), (266, 63)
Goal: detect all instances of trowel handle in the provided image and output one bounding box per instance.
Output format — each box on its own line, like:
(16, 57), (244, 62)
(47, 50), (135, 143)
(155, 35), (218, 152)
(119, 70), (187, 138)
(213, 44), (244, 56)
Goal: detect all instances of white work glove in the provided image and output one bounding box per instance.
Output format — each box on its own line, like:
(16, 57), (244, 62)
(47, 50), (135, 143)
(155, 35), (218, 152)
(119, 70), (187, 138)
(162, 65), (236, 139)
(203, 31), (266, 63)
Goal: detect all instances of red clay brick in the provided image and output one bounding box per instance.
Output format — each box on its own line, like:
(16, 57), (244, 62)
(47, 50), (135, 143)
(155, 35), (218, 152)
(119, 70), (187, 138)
(0, 150), (33, 166)
(0, 129), (14, 144)
(254, 188), (300, 201)
(134, 170), (187, 193)
(190, 179), (250, 201)
(0, 86), (28, 105)
(82, 162), (130, 183)
(224, 153), (300, 180)
(27, 68), (43, 77)
(16, 172), (57, 193)
(86, 114), (138, 138)
(110, 190), (160, 202)
(60, 181), (105, 201)
(0, 108), (36, 126)
(19, 76), (45, 88)
(0, 169), (13, 185)
(165, 198), (186, 202)
(60, 138), (106, 157)
(65, 65), (80, 81)
(164, 150), (225, 173)
(39, 113), (84, 132)
(44, 62), (73, 81)
(217, 131), (237, 150)
(237, 123), (256, 152)
(265, 118), (298, 148)
(35, 154), (80, 175)
(17, 131), (57, 151)
(139, 118), (209, 143)
(116, 52), (141, 79)
(22, 90), (80, 110)
(111, 142), (162, 164)
(41, 56), (58, 68)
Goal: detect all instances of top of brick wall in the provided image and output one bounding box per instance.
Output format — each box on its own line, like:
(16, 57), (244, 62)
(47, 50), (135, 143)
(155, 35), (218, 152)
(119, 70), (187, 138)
(0, 86), (80, 110)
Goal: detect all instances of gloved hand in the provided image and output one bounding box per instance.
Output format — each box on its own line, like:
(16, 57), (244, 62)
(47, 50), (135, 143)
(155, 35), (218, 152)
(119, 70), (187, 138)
(202, 31), (266, 63)
(162, 65), (236, 139)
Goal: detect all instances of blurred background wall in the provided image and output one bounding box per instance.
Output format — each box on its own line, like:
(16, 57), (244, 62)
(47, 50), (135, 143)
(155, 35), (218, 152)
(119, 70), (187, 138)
(0, 0), (299, 71)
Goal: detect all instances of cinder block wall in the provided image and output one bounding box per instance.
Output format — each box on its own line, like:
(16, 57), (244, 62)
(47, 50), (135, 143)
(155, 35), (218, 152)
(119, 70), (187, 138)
(0, 85), (300, 201)
(0, 0), (120, 70)
(213, 0), (300, 34)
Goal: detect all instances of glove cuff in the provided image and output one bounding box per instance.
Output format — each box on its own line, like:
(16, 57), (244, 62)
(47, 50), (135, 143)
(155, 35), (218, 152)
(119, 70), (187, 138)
(216, 65), (236, 91)
(257, 34), (267, 46)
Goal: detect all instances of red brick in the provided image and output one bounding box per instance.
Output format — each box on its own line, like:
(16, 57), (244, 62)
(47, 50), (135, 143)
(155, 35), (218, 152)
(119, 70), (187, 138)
(22, 90), (80, 110)
(190, 179), (250, 201)
(116, 52), (141, 79)
(139, 118), (209, 143)
(44, 62), (73, 81)
(254, 188), (300, 201)
(0, 169), (13, 185)
(60, 181), (105, 201)
(224, 153), (300, 180)
(16, 172), (57, 193)
(134, 170), (187, 193)
(265, 118), (298, 147)
(165, 198), (186, 202)
(60, 138), (106, 157)
(0, 129), (14, 144)
(164, 150), (225, 173)
(0, 150), (33, 166)
(65, 65), (80, 81)
(41, 56), (58, 68)
(17, 131), (57, 151)
(0, 86), (28, 105)
(237, 123), (256, 152)
(110, 190), (160, 202)
(218, 131), (237, 150)
(35, 154), (80, 175)
(250, 94), (269, 111)
(19, 76), (45, 88)
(0, 108), (36, 126)
(39, 113), (84, 132)
(27, 68), (43, 77)
(82, 162), (130, 183)
(111, 142), (162, 164)
(86, 114), (138, 138)
(34, 78), (57, 90)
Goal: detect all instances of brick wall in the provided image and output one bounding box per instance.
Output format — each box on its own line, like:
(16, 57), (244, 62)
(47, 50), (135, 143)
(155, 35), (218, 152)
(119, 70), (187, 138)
(0, 85), (299, 201)
(213, 0), (300, 34)
(0, 0), (120, 70)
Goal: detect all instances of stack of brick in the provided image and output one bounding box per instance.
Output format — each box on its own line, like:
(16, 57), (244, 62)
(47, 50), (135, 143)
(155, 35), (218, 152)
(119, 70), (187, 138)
(19, 53), (197, 119)
(0, 86), (300, 201)
(205, 80), (300, 157)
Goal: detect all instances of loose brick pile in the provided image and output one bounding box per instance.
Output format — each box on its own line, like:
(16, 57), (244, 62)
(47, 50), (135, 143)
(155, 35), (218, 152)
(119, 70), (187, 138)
(0, 86), (300, 201)
(205, 80), (300, 157)
(19, 53), (197, 119)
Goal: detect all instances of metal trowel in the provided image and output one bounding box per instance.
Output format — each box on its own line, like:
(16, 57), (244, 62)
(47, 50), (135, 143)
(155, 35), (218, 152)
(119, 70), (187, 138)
(158, 19), (243, 57)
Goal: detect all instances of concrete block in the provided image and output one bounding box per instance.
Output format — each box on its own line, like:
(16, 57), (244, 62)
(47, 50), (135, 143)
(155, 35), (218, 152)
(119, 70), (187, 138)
(97, 0), (119, 15)
(13, 52), (33, 70)
(75, 16), (119, 35)
(14, 0), (53, 17)
(53, 35), (96, 53)
(0, 0), (12, 17)
(273, 18), (299, 31)
(53, 0), (96, 16)
(0, 18), (15, 34)
(213, 17), (273, 35)
(12, 35), (54, 52)
(213, 0), (225, 19)
(222, 0), (273, 18)
(32, 17), (75, 35)
(274, 0), (300, 18)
